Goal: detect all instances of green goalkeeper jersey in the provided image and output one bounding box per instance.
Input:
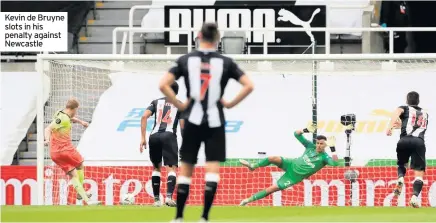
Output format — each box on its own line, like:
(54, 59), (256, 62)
(290, 132), (339, 179)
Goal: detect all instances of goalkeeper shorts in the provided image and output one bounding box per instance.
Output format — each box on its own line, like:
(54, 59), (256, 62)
(276, 157), (303, 190)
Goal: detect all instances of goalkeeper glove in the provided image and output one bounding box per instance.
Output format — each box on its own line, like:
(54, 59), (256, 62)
(303, 122), (317, 133)
(326, 136), (337, 154)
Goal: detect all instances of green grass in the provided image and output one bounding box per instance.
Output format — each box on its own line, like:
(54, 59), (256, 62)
(2, 206), (436, 222)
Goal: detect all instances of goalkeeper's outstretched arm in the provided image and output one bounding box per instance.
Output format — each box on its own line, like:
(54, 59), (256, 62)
(325, 156), (340, 166)
(294, 122), (317, 148)
(326, 136), (339, 166)
(294, 131), (311, 148)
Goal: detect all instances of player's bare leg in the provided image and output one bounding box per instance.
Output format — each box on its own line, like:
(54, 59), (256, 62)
(240, 157), (283, 206)
(240, 156), (283, 171)
(394, 164), (406, 197)
(67, 168), (100, 205)
(165, 165), (177, 207)
(410, 170), (424, 208)
(152, 164), (163, 207)
(75, 163), (92, 201)
(175, 162), (194, 221)
(240, 185), (281, 206)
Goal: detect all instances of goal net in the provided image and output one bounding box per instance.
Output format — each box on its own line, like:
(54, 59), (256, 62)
(38, 54), (436, 206)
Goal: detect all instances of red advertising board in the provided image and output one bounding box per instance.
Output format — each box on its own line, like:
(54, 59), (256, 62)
(1, 166), (435, 207)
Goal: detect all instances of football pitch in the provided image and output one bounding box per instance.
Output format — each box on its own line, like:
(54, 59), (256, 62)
(1, 206), (436, 222)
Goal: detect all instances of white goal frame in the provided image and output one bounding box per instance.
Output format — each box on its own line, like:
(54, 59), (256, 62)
(35, 53), (436, 205)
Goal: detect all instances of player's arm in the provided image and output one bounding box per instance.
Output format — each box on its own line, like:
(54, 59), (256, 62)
(71, 117), (89, 128)
(325, 136), (339, 166)
(387, 107), (405, 135)
(388, 107), (405, 129)
(177, 110), (185, 134)
(221, 59), (254, 109)
(179, 119), (185, 130)
(44, 123), (54, 144)
(294, 122), (317, 148)
(325, 155), (339, 166)
(160, 57), (186, 110)
(140, 102), (155, 152)
(141, 110), (153, 141)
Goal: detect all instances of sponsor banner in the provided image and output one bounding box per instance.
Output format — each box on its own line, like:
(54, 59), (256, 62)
(164, 4), (326, 46)
(2, 166), (435, 207)
(143, 0), (366, 48)
(0, 72), (50, 165)
(77, 71), (436, 164)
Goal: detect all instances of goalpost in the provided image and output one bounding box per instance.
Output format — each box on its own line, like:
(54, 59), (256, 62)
(36, 53), (436, 206)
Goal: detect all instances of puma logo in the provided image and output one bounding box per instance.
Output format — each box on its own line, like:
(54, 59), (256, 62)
(277, 8), (321, 43)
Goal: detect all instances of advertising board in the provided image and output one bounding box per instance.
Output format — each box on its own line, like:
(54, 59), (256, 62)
(2, 166), (435, 207)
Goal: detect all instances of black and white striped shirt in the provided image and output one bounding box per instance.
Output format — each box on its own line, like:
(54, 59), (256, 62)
(146, 97), (181, 135)
(399, 105), (429, 140)
(169, 50), (244, 127)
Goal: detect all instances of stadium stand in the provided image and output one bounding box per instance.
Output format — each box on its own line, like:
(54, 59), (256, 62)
(79, 1), (145, 54)
(407, 1), (436, 53)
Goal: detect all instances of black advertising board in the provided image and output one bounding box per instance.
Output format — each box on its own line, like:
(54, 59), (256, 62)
(164, 3), (326, 50)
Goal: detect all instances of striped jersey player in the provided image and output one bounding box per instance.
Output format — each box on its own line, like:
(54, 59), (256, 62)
(387, 91), (429, 208)
(140, 82), (184, 207)
(159, 22), (254, 222)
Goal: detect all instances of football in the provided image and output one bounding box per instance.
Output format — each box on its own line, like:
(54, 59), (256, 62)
(120, 193), (135, 205)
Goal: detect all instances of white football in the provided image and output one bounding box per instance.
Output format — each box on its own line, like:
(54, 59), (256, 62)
(121, 193), (135, 205)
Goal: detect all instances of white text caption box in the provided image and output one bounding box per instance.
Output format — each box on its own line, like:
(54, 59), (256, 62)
(0, 12), (68, 52)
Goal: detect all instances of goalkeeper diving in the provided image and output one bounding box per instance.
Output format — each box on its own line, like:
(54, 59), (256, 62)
(239, 123), (342, 206)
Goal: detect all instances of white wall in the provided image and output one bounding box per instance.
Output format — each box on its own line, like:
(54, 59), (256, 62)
(0, 72), (50, 165)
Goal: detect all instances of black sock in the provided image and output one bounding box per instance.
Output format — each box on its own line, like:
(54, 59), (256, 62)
(166, 175), (177, 199)
(202, 181), (218, 221)
(151, 176), (161, 201)
(413, 179), (424, 197)
(397, 165), (406, 178)
(176, 184), (190, 219)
